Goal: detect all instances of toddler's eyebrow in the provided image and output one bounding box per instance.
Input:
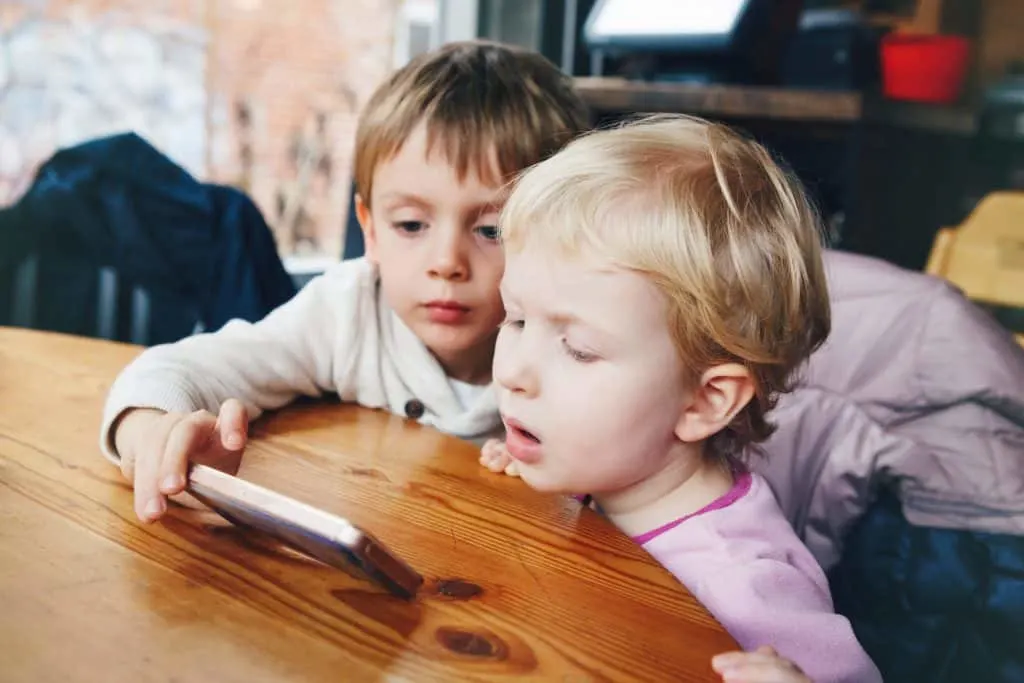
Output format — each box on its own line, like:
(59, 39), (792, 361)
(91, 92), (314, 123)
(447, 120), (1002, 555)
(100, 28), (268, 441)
(546, 310), (617, 344)
(546, 311), (587, 329)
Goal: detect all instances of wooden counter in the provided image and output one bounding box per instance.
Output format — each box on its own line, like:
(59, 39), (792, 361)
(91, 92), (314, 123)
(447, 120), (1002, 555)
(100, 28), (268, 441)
(575, 76), (863, 122)
(575, 76), (980, 135)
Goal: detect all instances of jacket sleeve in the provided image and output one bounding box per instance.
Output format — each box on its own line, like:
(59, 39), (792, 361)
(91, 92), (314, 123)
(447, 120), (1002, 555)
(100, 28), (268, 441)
(695, 559), (882, 683)
(756, 386), (928, 570)
(916, 281), (1024, 425)
(99, 263), (364, 464)
(802, 251), (1024, 543)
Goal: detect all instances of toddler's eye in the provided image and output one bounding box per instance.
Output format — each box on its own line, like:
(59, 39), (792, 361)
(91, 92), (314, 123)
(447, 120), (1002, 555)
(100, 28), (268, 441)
(500, 316), (524, 330)
(562, 339), (597, 363)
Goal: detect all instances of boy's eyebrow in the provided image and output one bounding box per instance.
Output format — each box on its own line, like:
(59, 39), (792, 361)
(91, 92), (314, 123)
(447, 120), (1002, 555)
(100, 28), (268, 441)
(469, 200), (504, 218)
(377, 192), (432, 209)
(377, 193), (505, 217)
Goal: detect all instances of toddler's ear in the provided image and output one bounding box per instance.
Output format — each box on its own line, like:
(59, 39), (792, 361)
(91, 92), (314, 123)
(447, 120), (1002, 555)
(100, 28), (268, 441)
(674, 364), (754, 444)
(355, 194), (378, 264)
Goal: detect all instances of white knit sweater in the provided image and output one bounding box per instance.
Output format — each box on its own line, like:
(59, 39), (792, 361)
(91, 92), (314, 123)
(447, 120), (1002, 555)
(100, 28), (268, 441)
(100, 258), (503, 463)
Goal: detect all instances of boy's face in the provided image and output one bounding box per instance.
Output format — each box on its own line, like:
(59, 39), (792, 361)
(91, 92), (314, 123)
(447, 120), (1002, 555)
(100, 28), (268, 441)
(358, 124), (506, 383)
(494, 248), (693, 498)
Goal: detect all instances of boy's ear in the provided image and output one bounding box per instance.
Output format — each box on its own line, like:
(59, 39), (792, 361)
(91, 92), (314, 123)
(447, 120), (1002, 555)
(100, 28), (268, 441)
(674, 364), (755, 444)
(355, 193), (378, 264)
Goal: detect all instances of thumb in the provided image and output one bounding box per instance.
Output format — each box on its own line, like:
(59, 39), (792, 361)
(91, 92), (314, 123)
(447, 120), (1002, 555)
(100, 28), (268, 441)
(216, 399), (249, 452)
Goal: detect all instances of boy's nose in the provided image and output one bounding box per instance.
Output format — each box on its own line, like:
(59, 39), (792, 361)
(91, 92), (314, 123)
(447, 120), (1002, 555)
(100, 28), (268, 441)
(428, 233), (468, 281)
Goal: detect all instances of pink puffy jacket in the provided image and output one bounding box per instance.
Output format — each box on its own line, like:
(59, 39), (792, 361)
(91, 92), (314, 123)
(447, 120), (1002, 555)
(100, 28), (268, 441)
(756, 250), (1024, 569)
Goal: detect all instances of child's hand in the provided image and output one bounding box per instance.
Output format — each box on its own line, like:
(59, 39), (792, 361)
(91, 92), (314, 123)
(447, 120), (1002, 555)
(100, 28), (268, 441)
(114, 399), (248, 523)
(479, 438), (520, 477)
(711, 646), (811, 683)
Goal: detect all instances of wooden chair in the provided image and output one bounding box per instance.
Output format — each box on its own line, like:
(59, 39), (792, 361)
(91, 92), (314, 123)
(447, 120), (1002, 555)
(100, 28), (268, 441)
(925, 191), (1024, 346)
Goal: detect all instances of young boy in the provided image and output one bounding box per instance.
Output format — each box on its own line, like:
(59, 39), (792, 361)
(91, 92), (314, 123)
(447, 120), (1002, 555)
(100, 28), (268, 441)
(102, 40), (590, 523)
(486, 115), (880, 682)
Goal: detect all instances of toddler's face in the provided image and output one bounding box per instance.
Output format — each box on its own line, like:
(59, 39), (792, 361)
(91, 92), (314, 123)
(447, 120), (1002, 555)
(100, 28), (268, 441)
(494, 248), (692, 496)
(359, 123), (506, 383)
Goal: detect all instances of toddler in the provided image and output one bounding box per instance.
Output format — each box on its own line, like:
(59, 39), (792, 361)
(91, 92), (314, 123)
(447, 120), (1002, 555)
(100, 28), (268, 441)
(484, 115), (881, 683)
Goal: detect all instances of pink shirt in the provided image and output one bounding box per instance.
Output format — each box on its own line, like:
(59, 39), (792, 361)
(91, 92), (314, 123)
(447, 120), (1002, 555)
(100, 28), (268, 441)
(636, 471), (881, 683)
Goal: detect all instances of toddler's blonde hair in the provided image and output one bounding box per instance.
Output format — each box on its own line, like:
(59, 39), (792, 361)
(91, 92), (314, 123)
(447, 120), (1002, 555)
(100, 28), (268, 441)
(501, 114), (831, 461)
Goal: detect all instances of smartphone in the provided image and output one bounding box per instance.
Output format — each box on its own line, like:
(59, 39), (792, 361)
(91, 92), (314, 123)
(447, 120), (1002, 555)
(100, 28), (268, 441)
(187, 464), (423, 599)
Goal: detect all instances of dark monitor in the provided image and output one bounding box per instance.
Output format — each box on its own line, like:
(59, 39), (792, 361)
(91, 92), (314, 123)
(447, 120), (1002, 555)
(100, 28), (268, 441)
(583, 0), (803, 85)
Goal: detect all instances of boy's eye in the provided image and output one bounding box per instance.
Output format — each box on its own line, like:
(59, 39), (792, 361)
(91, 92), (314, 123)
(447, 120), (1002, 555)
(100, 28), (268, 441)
(393, 221), (425, 234)
(562, 338), (597, 363)
(476, 225), (499, 242)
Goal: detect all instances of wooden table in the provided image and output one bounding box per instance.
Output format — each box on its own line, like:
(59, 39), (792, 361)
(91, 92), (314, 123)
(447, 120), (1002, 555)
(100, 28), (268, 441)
(0, 328), (736, 682)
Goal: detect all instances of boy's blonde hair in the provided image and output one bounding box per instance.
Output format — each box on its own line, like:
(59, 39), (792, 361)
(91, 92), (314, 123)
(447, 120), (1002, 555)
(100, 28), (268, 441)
(501, 115), (831, 462)
(354, 40), (590, 204)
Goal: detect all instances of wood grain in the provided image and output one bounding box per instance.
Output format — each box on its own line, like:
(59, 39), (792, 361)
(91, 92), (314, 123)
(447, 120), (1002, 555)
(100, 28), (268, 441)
(0, 327), (737, 682)
(575, 77), (863, 122)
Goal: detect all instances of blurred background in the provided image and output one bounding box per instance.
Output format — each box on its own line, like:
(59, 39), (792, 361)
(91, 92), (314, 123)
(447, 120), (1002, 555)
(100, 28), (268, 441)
(0, 0), (451, 267)
(2, 0), (1023, 331)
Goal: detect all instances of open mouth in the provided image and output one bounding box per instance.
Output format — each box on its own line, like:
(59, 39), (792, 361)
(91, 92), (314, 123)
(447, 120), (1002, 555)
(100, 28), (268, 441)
(503, 417), (543, 464)
(509, 422), (541, 444)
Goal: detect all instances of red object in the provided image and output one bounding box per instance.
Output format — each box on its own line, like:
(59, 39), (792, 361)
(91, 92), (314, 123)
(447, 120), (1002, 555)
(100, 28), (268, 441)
(881, 34), (971, 104)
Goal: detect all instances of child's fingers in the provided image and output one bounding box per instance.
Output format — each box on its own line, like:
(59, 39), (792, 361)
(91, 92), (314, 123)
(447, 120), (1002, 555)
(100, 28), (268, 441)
(712, 652), (747, 672)
(713, 650), (789, 670)
(484, 454), (510, 473)
(216, 399), (248, 451)
(134, 438), (168, 523)
(480, 439), (504, 460)
(115, 408), (166, 482)
(120, 450), (136, 483)
(159, 411), (216, 495)
(480, 440), (513, 473)
(503, 460), (520, 477)
(719, 662), (809, 683)
(712, 650), (807, 683)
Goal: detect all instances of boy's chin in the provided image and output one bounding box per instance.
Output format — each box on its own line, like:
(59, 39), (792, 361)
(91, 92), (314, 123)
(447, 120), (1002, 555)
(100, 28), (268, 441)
(415, 324), (495, 357)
